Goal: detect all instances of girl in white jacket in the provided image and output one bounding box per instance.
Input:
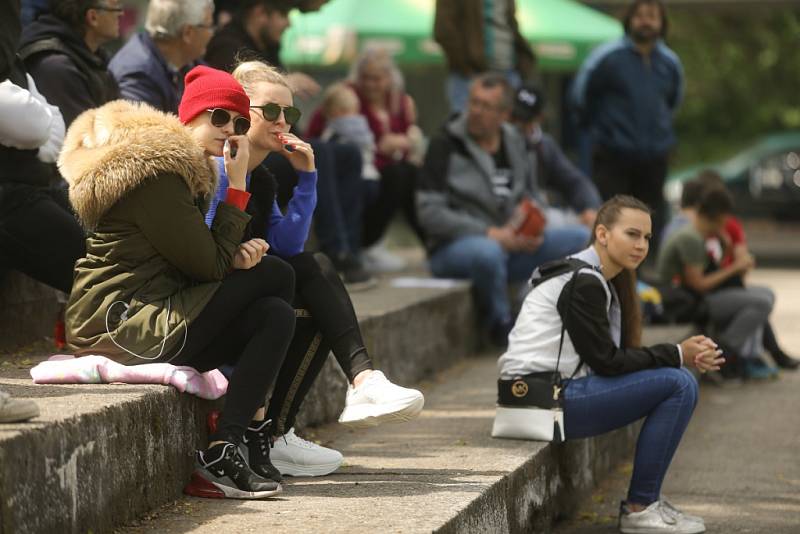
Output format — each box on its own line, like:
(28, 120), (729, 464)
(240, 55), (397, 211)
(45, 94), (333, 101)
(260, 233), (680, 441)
(498, 195), (724, 534)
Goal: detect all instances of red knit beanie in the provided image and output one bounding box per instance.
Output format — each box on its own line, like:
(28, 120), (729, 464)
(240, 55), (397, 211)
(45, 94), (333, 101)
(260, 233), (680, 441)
(178, 65), (250, 125)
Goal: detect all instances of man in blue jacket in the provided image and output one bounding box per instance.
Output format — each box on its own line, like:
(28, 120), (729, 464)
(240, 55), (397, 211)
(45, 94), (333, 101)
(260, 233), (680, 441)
(570, 0), (683, 245)
(109, 0), (214, 114)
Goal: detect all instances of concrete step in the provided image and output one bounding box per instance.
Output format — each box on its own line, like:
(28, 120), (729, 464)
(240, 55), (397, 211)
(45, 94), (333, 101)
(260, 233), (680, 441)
(113, 326), (693, 534)
(0, 279), (478, 534)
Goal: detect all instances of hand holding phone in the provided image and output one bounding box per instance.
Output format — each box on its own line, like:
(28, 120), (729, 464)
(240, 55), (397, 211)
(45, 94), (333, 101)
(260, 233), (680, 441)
(225, 138), (238, 158)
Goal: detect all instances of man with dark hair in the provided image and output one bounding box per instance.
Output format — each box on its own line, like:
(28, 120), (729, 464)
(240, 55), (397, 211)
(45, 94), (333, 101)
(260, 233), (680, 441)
(18, 0), (121, 128)
(510, 84), (601, 229)
(571, 0), (683, 248)
(657, 185), (779, 379)
(416, 73), (589, 346)
(109, 0), (214, 113)
(205, 0), (319, 97)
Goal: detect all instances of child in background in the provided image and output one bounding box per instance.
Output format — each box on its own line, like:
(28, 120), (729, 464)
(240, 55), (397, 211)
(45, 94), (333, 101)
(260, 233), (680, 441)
(320, 82), (380, 181)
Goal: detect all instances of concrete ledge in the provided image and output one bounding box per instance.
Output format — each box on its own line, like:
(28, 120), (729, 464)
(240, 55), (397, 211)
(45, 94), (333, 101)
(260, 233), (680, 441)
(111, 325), (693, 534)
(0, 280), (478, 534)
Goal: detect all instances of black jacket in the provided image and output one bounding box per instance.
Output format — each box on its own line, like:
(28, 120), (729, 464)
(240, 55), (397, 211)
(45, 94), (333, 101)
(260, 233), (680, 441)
(557, 272), (680, 376)
(205, 17), (283, 72)
(19, 14), (119, 128)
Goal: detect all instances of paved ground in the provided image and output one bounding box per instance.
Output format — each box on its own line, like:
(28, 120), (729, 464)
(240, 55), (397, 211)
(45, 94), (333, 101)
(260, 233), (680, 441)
(555, 268), (800, 533)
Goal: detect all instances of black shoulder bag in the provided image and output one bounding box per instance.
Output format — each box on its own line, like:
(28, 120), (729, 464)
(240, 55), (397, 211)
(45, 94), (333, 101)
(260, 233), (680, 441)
(491, 258), (594, 442)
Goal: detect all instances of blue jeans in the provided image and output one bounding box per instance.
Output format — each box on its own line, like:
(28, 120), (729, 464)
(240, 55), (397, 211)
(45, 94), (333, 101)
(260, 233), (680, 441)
(428, 225), (589, 327)
(564, 367), (699, 505)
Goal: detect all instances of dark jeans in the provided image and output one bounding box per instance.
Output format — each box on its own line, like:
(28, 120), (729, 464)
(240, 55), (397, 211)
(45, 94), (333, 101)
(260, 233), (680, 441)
(592, 147), (669, 247)
(362, 161), (424, 248)
(170, 257), (297, 445)
(268, 141), (365, 257)
(0, 183), (85, 293)
(564, 367), (699, 505)
(313, 141), (365, 256)
(266, 252), (373, 435)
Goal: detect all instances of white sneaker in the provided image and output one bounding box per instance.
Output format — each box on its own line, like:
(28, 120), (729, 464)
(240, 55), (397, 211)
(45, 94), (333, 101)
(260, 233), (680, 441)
(619, 501), (706, 534)
(338, 370), (424, 428)
(659, 498), (705, 527)
(0, 390), (38, 423)
(362, 243), (407, 273)
(269, 428), (343, 477)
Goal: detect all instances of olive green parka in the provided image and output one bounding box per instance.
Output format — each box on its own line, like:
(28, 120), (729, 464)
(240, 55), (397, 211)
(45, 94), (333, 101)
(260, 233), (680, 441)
(58, 100), (251, 364)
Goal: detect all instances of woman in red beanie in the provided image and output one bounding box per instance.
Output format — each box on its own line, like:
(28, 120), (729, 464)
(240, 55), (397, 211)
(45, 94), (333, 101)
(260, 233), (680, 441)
(60, 65), (295, 499)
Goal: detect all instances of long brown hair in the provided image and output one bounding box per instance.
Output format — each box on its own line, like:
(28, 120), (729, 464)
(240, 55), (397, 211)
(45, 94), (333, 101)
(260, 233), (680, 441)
(589, 195), (651, 348)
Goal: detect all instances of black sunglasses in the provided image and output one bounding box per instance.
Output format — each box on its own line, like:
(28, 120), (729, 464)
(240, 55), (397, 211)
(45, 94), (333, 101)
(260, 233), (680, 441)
(207, 108), (251, 135)
(250, 103), (302, 125)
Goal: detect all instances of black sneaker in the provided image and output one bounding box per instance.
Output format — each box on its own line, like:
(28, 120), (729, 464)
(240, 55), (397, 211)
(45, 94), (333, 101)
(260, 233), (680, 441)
(185, 442), (282, 499)
(241, 419), (283, 483)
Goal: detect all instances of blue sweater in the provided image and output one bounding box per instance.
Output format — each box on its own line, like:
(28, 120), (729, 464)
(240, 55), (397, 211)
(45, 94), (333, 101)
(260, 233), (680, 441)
(205, 158), (317, 257)
(570, 36), (684, 157)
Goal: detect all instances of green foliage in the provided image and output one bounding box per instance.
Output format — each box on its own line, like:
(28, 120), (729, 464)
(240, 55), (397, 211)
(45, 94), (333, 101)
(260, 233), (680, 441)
(668, 7), (800, 168)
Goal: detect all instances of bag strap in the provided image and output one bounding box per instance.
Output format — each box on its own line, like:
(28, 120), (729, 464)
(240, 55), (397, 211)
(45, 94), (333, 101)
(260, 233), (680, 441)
(554, 268), (582, 379)
(553, 262), (602, 394)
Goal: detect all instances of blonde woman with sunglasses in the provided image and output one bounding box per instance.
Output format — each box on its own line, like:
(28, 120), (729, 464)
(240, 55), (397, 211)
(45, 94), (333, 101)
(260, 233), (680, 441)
(201, 60), (424, 483)
(61, 65), (298, 499)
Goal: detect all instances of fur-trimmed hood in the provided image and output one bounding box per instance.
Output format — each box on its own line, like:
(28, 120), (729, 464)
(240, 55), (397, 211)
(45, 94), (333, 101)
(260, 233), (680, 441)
(59, 100), (217, 229)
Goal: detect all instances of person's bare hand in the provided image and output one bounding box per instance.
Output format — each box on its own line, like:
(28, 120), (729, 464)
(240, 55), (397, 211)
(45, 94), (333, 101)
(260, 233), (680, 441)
(232, 239), (269, 270)
(680, 335), (724, 373)
(378, 133), (411, 155)
(692, 348), (725, 373)
(276, 132), (315, 172)
(223, 135), (251, 191)
(733, 252), (755, 274)
(487, 225), (543, 253)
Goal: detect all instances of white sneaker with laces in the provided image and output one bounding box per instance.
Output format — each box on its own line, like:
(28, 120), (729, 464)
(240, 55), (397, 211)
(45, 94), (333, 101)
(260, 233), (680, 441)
(269, 428), (343, 477)
(619, 501), (706, 534)
(338, 370), (424, 428)
(659, 498), (705, 527)
(362, 243), (407, 273)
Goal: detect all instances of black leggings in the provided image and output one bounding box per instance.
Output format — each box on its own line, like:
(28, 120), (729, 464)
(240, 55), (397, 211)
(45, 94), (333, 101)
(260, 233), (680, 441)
(0, 183), (85, 293)
(266, 252), (373, 434)
(171, 257), (296, 444)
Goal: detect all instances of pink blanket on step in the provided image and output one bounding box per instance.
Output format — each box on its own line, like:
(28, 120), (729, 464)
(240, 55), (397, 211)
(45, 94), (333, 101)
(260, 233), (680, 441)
(30, 355), (228, 400)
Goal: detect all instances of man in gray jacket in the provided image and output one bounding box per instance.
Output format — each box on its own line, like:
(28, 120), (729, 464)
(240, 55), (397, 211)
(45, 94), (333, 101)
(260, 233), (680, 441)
(416, 73), (589, 346)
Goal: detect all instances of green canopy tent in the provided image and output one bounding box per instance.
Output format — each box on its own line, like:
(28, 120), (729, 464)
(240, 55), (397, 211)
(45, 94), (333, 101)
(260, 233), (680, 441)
(279, 0), (623, 71)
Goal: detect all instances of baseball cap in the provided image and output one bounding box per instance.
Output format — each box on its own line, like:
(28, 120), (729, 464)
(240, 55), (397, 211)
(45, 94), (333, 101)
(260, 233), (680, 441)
(511, 85), (545, 122)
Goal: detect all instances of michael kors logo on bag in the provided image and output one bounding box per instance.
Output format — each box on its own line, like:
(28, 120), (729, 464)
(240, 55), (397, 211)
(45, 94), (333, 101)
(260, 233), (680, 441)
(511, 380), (528, 398)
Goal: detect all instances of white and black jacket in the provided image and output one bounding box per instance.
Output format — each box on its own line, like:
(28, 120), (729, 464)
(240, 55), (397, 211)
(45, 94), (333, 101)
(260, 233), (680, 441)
(498, 246), (681, 380)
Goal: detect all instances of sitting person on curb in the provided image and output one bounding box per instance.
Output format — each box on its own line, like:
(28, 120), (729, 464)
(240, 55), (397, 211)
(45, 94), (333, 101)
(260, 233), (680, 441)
(661, 171), (798, 370)
(416, 72), (590, 346)
(657, 184), (776, 380)
(199, 60), (424, 481)
(498, 195), (722, 534)
(19, 0), (121, 129)
(109, 0), (214, 114)
(509, 84), (602, 229)
(60, 65), (294, 499)
(1, 0), (84, 358)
